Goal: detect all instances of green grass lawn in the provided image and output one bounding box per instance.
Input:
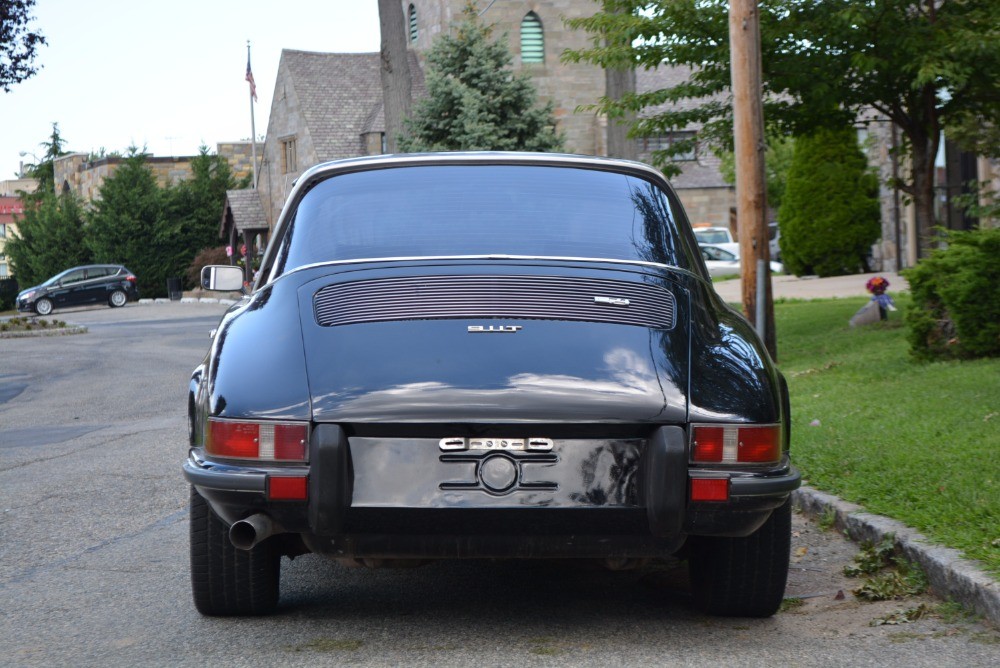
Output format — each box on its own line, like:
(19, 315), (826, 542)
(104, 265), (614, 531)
(774, 295), (1000, 577)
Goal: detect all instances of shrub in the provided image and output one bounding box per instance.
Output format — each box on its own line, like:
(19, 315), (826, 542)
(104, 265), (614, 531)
(903, 227), (1000, 360)
(0, 277), (20, 311)
(778, 126), (881, 277)
(185, 246), (230, 289)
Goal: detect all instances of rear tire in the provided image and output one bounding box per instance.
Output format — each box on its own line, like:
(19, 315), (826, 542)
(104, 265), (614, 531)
(35, 298), (53, 316)
(189, 487), (280, 616)
(687, 497), (792, 617)
(108, 289), (127, 308)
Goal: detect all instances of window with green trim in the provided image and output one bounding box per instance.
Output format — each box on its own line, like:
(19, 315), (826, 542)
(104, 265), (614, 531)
(520, 12), (544, 63)
(408, 4), (418, 43)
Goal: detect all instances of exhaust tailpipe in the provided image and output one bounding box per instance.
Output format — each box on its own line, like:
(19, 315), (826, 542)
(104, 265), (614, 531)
(229, 513), (278, 550)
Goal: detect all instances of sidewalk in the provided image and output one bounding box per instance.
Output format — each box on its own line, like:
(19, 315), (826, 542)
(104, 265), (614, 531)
(713, 271), (908, 302)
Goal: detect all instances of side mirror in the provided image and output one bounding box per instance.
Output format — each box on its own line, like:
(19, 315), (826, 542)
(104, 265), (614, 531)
(201, 265), (245, 292)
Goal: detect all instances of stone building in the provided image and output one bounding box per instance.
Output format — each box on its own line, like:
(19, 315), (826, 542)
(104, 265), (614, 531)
(255, 0), (734, 227)
(51, 142), (262, 203)
(257, 50), (426, 226)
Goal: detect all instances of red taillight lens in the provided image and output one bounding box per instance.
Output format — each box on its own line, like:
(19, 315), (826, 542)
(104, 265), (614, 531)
(691, 424), (782, 464)
(206, 419), (308, 461)
(126, 275), (137, 283)
(268, 475), (308, 501)
(691, 426), (725, 462)
(690, 477), (729, 502)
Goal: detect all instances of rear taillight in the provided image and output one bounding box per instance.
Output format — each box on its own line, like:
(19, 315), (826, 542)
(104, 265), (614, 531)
(126, 275), (136, 283)
(690, 424), (782, 464)
(205, 419), (308, 461)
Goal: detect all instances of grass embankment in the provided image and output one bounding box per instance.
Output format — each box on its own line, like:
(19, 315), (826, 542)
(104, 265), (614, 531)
(775, 295), (1000, 577)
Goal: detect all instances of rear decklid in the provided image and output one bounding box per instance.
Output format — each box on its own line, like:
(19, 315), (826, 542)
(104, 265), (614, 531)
(296, 264), (690, 424)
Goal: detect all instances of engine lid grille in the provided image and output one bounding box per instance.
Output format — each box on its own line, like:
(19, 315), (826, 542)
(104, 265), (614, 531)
(313, 275), (676, 329)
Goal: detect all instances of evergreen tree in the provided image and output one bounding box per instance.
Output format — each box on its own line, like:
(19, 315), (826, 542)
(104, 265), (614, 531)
(87, 148), (171, 297)
(20, 122), (67, 202)
(163, 146), (242, 288)
(778, 127), (881, 277)
(398, 6), (562, 152)
(5, 192), (90, 287)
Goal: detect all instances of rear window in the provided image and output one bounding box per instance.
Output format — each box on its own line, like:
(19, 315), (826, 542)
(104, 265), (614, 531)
(273, 165), (691, 275)
(694, 228), (731, 244)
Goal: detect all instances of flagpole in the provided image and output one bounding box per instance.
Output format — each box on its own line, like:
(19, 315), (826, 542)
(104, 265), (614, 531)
(247, 40), (258, 190)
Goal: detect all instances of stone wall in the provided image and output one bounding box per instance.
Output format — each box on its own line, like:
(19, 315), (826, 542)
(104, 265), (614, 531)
(676, 187), (737, 230)
(217, 142), (264, 183)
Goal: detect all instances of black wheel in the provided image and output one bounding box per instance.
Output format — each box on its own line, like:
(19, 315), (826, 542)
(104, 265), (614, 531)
(108, 289), (128, 308)
(687, 497), (792, 617)
(189, 487), (280, 615)
(35, 297), (53, 316)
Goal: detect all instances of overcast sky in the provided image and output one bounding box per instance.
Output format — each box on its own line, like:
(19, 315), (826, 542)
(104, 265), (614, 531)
(1, 0), (381, 180)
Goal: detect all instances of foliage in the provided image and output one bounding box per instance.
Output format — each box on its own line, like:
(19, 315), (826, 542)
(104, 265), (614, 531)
(86, 149), (173, 298)
(953, 181), (1000, 224)
(563, 0), (1000, 234)
(19, 123), (66, 201)
(776, 296), (1000, 576)
(163, 147), (242, 289)
(185, 246), (229, 288)
(853, 561), (929, 602)
(844, 537), (898, 577)
(903, 227), (1000, 360)
(0, 316), (68, 333)
(399, 5), (562, 152)
(717, 133), (795, 212)
(778, 126), (880, 276)
(0, 0), (45, 91)
(5, 192), (91, 287)
(0, 277), (19, 311)
(870, 604), (932, 626)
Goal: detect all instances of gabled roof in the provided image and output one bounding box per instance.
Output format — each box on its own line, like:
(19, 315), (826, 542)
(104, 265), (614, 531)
(220, 189), (268, 238)
(281, 49), (425, 162)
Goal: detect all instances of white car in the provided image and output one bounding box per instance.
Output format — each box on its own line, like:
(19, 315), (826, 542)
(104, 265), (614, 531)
(701, 244), (783, 278)
(693, 226), (740, 256)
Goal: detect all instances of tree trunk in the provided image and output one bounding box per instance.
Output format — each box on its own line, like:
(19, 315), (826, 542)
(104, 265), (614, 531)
(729, 0), (775, 358)
(378, 0), (412, 154)
(605, 67), (637, 160)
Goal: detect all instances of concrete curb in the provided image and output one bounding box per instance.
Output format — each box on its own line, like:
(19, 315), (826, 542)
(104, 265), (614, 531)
(794, 486), (1000, 625)
(139, 296), (239, 306)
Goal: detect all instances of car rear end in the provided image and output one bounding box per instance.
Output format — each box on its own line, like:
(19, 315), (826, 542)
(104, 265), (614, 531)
(185, 154), (798, 617)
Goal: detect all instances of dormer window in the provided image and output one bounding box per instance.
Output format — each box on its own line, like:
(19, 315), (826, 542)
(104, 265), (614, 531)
(520, 12), (544, 63)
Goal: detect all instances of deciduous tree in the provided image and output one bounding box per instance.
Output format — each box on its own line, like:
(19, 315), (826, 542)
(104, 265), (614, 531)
(0, 0), (45, 91)
(564, 0), (1000, 251)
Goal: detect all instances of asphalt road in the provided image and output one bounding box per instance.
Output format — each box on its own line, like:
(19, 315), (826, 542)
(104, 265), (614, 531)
(1, 302), (996, 667)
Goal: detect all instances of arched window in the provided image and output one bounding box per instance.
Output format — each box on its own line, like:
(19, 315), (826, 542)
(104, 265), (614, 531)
(408, 4), (418, 43)
(520, 12), (544, 63)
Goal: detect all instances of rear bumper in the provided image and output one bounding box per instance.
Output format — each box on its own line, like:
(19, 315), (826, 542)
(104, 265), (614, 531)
(184, 425), (800, 558)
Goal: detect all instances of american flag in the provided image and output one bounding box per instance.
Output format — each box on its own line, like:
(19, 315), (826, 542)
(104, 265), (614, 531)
(246, 54), (257, 102)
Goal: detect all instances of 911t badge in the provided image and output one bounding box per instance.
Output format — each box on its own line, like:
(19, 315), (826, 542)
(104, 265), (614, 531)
(468, 325), (522, 333)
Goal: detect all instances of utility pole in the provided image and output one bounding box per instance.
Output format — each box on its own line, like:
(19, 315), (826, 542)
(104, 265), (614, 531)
(729, 0), (775, 358)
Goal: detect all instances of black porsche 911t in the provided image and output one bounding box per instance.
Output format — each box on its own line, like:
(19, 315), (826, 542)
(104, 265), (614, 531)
(185, 153), (799, 617)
